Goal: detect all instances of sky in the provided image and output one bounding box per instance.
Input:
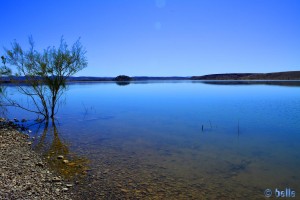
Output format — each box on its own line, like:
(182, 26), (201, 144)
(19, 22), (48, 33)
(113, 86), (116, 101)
(1, 0), (300, 77)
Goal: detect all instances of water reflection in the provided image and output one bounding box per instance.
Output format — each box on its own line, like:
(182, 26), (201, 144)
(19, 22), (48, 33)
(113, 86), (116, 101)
(33, 120), (89, 181)
(0, 87), (8, 117)
(115, 81), (131, 86)
(199, 80), (300, 87)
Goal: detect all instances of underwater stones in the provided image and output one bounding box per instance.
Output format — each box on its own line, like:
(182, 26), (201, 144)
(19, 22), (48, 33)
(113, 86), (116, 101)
(57, 155), (64, 159)
(67, 162), (76, 166)
(62, 159), (69, 164)
(20, 126), (26, 131)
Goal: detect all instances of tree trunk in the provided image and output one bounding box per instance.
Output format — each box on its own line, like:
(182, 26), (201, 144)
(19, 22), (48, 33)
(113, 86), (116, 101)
(50, 96), (55, 119)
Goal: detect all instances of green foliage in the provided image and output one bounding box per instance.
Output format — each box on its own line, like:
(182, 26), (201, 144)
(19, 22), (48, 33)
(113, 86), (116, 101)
(114, 75), (132, 81)
(5, 36), (88, 119)
(0, 56), (11, 77)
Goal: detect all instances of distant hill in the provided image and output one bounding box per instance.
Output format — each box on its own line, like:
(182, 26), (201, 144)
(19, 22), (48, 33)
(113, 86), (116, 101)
(132, 76), (189, 81)
(1, 71), (300, 83)
(191, 71), (300, 80)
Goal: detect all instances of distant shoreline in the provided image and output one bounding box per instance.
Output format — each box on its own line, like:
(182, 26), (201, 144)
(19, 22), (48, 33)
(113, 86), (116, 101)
(1, 71), (300, 83)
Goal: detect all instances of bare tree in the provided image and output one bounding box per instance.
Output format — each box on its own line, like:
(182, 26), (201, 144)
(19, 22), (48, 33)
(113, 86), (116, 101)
(4, 36), (87, 119)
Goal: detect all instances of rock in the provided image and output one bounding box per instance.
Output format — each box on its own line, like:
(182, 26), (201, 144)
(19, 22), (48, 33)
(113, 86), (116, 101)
(57, 155), (64, 159)
(52, 177), (61, 182)
(0, 125), (73, 199)
(63, 159), (69, 164)
(66, 184), (73, 188)
(121, 189), (129, 193)
(55, 188), (60, 195)
(67, 162), (76, 166)
(21, 119), (27, 122)
(22, 156), (30, 160)
(146, 188), (153, 193)
(36, 162), (44, 167)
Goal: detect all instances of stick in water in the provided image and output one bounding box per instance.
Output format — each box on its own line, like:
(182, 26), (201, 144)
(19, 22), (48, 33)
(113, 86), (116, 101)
(238, 119), (240, 135)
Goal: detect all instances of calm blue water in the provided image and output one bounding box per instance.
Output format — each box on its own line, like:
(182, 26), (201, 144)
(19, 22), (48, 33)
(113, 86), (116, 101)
(3, 81), (300, 199)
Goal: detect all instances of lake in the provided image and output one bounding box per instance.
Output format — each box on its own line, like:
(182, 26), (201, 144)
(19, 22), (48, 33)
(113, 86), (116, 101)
(3, 81), (300, 199)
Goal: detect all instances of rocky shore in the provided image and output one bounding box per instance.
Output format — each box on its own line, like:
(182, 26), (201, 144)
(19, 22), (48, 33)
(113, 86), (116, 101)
(0, 120), (73, 200)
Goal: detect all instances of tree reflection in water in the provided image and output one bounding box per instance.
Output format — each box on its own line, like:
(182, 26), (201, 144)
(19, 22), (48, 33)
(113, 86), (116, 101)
(33, 120), (89, 181)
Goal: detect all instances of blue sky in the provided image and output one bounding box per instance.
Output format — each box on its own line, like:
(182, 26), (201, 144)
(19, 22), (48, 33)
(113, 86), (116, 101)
(1, 0), (300, 76)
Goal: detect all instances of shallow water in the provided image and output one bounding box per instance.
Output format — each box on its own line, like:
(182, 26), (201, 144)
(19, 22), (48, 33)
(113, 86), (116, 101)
(3, 81), (300, 199)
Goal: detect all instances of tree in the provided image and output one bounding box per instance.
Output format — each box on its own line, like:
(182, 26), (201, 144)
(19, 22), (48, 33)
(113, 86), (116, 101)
(114, 75), (132, 82)
(4, 37), (87, 119)
(114, 75), (132, 86)
(0, 56), (11, 77)
(0, 55), (12, 116)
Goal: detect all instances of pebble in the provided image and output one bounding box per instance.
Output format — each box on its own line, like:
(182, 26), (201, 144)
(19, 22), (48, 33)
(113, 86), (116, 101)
(36, 162), (44, 167)
(0, 124), (73, 199)
(63, 159), (69, 164)
(22, 156), (30, 160)
(121, 189), (129, 193)
(52, 177), (62, 182)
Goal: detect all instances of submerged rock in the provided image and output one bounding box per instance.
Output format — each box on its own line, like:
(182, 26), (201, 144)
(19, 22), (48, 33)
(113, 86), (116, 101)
(52, 177), (62, 182)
